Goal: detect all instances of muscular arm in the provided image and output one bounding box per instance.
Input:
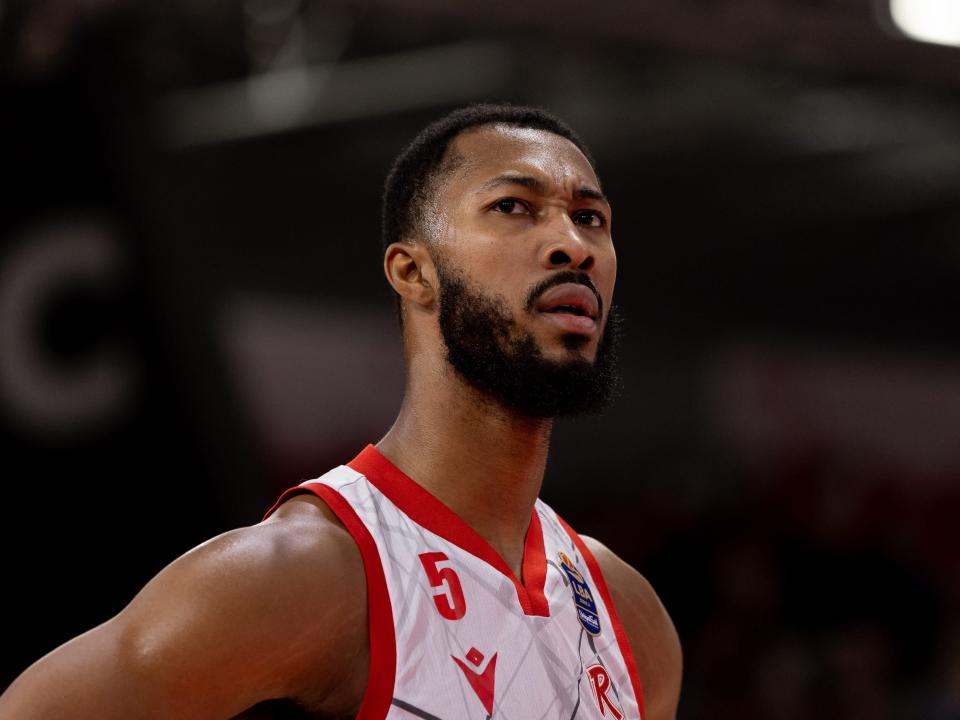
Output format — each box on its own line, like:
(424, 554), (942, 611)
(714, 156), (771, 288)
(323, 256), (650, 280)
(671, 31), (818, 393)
(0, 496), (367, 719)
(583, 537), (682, 720)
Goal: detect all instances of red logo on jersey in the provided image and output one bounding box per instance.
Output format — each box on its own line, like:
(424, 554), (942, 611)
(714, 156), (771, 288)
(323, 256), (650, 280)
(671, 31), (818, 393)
(452, 647), (498, 716)
(587, 664), (624, 719)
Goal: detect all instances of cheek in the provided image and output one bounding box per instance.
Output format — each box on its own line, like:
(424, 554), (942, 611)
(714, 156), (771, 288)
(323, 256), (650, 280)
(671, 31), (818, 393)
(601, 242), (617, 273)
(444, 222), (532, 283)
(595, 246), (617, 295)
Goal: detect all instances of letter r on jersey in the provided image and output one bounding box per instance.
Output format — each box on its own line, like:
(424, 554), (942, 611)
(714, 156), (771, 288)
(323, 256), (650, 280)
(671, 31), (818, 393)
(419, 551), (467, 620)
(587, 664), (624, 719)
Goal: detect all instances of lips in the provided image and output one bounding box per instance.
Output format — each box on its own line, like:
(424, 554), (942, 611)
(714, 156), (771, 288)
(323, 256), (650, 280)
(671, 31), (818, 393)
(535, 284), (600, 320)
(534, 283), (601, 336)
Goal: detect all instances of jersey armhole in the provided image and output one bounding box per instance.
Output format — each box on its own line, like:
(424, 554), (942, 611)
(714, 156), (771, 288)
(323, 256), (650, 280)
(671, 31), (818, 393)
(264, 485), (397, 720)
(556, 515), (646, 719)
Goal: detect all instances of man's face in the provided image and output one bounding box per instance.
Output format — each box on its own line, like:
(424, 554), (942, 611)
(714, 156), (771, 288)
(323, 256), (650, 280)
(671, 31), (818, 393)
(427, 124), (621, 417)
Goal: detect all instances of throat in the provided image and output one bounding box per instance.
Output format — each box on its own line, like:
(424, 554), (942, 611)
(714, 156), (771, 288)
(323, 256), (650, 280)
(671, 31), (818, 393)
(380, 363), (555, 573)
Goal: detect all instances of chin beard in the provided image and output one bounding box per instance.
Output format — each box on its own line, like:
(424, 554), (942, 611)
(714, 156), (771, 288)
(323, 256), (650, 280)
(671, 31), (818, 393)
(435, 260), (623, 419)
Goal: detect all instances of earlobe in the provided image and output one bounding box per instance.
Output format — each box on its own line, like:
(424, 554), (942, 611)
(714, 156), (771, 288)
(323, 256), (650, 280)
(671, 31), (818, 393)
(384, 242), (436, 310)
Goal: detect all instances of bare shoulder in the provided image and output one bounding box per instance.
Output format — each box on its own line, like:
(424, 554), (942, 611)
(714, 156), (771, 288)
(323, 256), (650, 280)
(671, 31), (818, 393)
(123, 493), (370, 710)
(581, 536), (682, 720)
(0, 493), (368, 719)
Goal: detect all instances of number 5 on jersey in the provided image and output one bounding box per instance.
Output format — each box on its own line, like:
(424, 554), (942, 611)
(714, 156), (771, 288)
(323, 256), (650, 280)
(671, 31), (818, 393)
(419, 552), (467, 620)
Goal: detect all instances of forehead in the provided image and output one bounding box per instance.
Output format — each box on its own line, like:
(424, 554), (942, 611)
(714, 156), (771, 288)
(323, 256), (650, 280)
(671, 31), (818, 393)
(444, 124), (600, 193)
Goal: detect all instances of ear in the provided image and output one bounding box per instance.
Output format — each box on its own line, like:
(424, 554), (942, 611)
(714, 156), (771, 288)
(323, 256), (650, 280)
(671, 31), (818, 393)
(383, 241), (437, 310)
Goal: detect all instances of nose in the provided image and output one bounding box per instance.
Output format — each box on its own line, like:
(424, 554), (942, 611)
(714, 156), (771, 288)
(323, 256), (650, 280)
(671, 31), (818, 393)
(539, 216), (594, 272)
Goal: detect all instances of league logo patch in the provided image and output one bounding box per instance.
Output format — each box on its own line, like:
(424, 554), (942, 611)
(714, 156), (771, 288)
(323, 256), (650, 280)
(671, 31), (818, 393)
(558, 551), (601, 636)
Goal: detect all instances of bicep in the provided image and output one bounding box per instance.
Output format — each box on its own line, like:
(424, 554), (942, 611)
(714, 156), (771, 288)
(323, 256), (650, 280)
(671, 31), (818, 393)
(0, 620), (147, 719)
(0, 598), (249, 720)
(0, 518), (366, 719)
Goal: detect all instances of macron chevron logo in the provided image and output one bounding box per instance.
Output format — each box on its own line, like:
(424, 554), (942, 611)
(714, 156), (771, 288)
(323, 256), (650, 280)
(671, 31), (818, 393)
(452, 646), (498, 716)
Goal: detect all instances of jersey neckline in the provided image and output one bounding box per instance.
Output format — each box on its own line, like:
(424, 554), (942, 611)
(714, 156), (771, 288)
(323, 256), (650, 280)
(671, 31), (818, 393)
(348, 444), (550, 617)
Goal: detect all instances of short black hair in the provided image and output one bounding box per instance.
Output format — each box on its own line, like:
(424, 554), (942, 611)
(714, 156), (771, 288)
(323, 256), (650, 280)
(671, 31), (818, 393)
(381, 103), (597, 256)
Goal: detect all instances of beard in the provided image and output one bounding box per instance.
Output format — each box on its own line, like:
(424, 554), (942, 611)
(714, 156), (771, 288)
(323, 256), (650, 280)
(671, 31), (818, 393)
(435, 258), (623, 419)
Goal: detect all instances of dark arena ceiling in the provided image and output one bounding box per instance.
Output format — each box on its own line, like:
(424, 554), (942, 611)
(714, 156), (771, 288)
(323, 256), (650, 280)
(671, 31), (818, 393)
(5, 0), (960, 346)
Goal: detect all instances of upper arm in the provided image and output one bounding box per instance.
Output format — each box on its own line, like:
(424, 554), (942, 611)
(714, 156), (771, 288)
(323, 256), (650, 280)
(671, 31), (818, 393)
(0, 496), (367, 719)
(583, 536), (682, 720)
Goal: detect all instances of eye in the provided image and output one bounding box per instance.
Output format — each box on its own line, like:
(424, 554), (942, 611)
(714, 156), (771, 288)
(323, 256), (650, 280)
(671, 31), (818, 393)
(491, 198), (530, 215)
(573, 210), (605, 228)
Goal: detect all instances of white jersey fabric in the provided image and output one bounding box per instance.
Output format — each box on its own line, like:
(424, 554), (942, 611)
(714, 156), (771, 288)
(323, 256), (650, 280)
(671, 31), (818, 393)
(265, 445), (644, 720)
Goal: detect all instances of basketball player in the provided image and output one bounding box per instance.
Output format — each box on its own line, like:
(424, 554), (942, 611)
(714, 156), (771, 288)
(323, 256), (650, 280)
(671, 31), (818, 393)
(0, 105), (681, 719)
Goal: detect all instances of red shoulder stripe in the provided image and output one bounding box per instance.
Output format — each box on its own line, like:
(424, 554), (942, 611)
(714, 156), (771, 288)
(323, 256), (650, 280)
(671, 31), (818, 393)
(557, 516), (646, 719)
(264, 484), (396, 720)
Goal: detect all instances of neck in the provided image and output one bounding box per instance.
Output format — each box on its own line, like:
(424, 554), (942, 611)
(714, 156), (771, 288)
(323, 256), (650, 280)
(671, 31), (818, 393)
(377, 358), (552, 579)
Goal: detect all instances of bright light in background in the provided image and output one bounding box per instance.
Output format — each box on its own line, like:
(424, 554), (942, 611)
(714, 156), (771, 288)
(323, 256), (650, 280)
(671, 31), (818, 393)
(890, 0), (960, 47)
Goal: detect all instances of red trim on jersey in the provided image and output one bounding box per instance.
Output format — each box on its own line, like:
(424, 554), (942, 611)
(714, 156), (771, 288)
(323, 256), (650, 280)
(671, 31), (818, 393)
(263, 484), (396, 720)
(557, 516), (646, 719)
(348, 444), (550, 617)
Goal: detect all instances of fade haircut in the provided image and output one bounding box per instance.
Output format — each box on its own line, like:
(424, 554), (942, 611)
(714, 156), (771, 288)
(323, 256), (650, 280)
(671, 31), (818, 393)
(381, 103), (598, 257)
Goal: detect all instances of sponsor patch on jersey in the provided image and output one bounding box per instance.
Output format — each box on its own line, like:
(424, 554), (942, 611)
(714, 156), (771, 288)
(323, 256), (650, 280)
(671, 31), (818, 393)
(558, 551), (601, 636)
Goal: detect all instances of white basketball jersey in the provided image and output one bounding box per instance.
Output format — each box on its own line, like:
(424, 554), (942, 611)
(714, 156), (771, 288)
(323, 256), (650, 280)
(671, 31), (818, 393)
(266, 445), (645, 719)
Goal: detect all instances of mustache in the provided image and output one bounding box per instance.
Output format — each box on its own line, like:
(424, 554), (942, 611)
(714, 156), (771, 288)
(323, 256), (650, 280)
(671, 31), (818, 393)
(524, 270), (604, 319)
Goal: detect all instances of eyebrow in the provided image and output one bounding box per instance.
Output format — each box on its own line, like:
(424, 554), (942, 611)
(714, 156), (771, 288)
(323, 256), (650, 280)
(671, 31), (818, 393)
(480, 174), (608, 204)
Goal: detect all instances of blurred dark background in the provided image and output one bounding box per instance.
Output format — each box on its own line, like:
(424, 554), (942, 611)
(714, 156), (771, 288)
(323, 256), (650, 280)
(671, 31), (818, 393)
(2, 1), (960, 717)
